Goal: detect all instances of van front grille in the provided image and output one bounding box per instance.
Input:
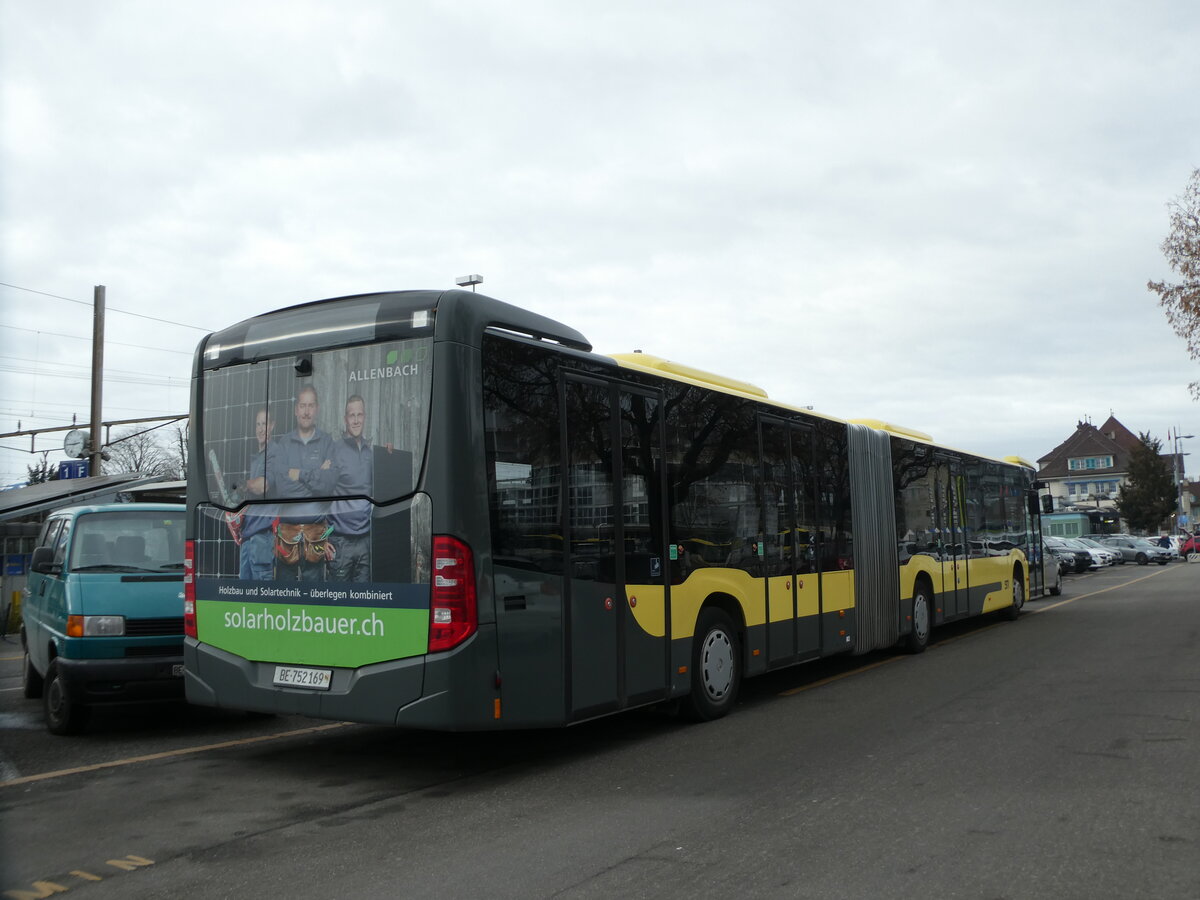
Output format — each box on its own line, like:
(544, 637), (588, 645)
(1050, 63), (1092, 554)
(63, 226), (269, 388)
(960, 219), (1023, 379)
(125, 617), (184, 636)
(124, 644), (180, 658)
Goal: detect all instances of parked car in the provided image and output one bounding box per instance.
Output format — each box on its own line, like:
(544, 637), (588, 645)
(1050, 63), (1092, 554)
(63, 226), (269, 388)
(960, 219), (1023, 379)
(1045, 537), (1092, 573)
(1066, 537), (1113, 569)
(1181, 534), (1200, 562)
(1040, 540), (1064, 595)
(1092, 534), (1172, 566)
(1076, 537), (1120, 566)
(1131, 538), (1173, 565)
(21, 503), (186, 734)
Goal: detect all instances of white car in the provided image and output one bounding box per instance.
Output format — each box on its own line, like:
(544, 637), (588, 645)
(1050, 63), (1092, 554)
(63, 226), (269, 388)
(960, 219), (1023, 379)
(1061, 538), (1111, 569)
(1077, 537), (1120, 566)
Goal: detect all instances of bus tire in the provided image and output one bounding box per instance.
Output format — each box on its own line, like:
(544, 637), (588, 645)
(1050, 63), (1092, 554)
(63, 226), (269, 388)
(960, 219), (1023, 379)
(44, 660), (89, 736)
(684, 608), (741, 721)
(905, 580), (932, 653)
(23, 649), (43, 699)
(1004, 572), (1025, 621)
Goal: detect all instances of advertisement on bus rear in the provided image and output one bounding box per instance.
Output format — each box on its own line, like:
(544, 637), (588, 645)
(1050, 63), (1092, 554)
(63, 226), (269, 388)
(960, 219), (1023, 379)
(195, 339), (433, 667)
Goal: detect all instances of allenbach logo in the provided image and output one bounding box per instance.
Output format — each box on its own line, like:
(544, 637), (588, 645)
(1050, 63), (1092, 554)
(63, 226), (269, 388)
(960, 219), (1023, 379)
(348, 346), (427, 382)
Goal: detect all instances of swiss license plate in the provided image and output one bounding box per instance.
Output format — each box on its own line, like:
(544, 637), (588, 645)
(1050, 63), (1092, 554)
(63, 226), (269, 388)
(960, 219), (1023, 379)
(272, 665), (333, 691)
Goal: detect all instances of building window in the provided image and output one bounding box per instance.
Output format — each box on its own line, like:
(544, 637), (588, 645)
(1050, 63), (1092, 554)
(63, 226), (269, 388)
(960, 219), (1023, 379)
(1069, 456), (1113, 471)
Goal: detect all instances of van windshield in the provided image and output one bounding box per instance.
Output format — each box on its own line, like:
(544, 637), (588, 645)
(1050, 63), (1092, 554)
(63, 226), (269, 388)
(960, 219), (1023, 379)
(70, 511), (186, 573)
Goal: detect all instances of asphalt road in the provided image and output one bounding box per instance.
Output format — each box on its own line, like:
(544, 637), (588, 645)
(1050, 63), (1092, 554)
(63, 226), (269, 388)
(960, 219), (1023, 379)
(1, 562), (1198, 899)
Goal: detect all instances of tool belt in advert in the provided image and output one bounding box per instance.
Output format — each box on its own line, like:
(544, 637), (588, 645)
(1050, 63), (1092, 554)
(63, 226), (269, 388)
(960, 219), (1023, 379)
(273, 520), (335, 565)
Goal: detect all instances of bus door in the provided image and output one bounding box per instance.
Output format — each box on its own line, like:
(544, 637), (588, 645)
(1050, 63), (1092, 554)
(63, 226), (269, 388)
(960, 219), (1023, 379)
(936, 459), (969, 620)
(760, 418), (821, 666)
(1023, 482), (1044, 597)
(562, 375), (669, 720)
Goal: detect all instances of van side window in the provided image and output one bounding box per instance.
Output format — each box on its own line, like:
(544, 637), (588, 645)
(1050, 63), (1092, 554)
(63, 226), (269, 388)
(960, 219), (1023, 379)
(51, 520), (71, 567)
(38, 518), (63, 549)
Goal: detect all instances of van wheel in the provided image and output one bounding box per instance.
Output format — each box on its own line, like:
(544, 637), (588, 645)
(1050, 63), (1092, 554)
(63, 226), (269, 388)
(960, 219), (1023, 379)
(683, 609), (741, 721)
(22, 649), (43, 699)
(43, 660), (88, 735)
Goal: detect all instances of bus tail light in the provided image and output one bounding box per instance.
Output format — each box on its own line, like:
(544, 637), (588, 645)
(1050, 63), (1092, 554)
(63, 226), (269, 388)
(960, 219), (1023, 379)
(429, 535), (476, 653)
(184, 539), (197, 638)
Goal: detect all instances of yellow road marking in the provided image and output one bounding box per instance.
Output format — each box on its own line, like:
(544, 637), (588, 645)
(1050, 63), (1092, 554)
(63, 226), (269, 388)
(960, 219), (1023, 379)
(778, 565), (1177, 697)
(1029, 565), (1171, 612)
(0, 721), (351, 789)
(0, 655), (23, 661)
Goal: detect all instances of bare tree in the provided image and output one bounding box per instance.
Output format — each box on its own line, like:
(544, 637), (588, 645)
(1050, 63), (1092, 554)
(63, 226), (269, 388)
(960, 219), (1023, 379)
(165, 422), (189, 480)
(1149, 168), (1200, 396)
(103, 426), (176, 478)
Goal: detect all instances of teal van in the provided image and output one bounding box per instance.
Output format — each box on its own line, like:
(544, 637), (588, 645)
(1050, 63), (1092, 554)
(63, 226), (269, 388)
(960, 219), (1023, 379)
(21, 503), (187, 734)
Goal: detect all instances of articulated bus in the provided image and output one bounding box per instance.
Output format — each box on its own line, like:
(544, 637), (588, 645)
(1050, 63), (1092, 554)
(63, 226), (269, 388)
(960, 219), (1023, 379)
(184, 290), (1046, 729)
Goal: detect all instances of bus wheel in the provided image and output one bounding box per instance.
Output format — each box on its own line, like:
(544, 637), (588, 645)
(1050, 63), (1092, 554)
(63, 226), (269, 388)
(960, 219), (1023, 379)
(22, 649), (43, 699)
(684, 608), (740, 721)
(905, 581), (931, 653)
(1004, 574), (1025, 621)
(43, 660), (88, 736)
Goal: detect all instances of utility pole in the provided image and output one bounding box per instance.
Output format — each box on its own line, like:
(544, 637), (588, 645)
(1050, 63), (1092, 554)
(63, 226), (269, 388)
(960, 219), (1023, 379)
(89, 285), (105, 476)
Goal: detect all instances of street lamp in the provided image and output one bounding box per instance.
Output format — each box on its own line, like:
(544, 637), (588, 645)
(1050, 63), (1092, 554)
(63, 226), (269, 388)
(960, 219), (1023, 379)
(1173, 429), (1194, 534)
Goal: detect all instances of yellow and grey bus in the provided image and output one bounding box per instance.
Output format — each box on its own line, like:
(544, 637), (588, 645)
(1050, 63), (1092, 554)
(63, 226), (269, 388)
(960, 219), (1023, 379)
(184, 289), (1046, 728)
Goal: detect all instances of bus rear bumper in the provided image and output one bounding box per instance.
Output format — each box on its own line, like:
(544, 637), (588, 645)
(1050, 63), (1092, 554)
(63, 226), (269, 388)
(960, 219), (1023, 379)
(184, 627), (502, 729)
(184, 637), (426, 725)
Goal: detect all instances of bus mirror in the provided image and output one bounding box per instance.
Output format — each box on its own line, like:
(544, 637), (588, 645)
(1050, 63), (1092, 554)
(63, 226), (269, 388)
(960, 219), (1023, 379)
(1040, 494), (1053, 514)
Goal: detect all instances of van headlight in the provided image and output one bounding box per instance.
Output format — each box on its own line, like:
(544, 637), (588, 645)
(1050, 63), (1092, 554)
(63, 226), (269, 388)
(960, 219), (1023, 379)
(67, 615), (125, 637)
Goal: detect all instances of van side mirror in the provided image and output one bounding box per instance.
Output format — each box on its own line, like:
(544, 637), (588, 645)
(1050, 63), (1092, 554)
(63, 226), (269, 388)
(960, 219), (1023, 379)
(30, 546), (57, 575)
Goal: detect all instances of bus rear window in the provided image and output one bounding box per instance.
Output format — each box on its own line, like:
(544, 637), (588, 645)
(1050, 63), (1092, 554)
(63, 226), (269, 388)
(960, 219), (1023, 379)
(200, 338), (432, 509)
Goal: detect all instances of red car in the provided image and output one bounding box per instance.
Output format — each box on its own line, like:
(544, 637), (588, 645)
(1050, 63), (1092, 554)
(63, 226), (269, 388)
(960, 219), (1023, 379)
(1181, 535), (1199, 561)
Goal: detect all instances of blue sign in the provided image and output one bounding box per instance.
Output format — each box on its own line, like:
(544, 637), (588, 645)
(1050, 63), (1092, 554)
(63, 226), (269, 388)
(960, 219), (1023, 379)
(58, 459), (90, 479)
(5, 555), (28, 576)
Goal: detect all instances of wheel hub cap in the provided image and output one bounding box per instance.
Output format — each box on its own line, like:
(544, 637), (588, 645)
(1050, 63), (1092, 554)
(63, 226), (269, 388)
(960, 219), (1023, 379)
(701, 631), (734, 699)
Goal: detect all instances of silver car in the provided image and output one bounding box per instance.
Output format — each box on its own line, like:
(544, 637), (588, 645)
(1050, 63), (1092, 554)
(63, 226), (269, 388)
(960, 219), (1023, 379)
(1094, 535), (1172, 566)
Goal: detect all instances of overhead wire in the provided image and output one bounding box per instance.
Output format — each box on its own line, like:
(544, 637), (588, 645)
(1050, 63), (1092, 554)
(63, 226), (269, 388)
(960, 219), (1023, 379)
(0, 322), (195, 355)
(0, 281), (214, 332)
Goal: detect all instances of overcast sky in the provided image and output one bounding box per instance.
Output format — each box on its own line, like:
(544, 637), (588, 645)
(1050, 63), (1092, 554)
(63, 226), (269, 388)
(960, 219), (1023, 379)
(2, 1), (1199, 488)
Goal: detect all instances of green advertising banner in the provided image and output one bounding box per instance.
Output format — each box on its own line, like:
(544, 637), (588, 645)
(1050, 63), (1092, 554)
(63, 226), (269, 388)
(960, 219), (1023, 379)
(197, 599), (429, 668)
